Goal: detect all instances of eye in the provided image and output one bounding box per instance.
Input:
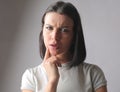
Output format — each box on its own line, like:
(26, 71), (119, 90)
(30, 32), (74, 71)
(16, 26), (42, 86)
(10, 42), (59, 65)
(60, 28), (69, 33)
(45, 25), (53, 31)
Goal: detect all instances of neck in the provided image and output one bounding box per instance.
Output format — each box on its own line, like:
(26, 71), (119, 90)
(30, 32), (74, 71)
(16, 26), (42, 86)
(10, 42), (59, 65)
(57, 52), (72, 64)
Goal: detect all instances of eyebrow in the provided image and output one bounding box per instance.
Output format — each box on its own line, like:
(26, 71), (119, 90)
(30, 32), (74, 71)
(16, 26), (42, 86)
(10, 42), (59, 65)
(46, 24), (66, 27)
(45, 24), (73, 29)
(45, 24), (52, 26)
(61, 26), (73, 28)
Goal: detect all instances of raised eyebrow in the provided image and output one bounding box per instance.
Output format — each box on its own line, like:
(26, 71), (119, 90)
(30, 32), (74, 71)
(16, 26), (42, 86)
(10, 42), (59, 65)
(62, 25), (73, 28)
(45, 24), (53, 27)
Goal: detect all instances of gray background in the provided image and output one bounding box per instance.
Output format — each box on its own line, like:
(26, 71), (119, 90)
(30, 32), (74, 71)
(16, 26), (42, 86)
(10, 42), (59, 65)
(0, 0), (120, 92)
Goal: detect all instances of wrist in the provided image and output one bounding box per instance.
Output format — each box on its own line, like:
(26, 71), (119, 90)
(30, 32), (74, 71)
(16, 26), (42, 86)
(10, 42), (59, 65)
(48, 77), (59, 86)
(46, 80), (59, 91)
(48, 74), (60, 84)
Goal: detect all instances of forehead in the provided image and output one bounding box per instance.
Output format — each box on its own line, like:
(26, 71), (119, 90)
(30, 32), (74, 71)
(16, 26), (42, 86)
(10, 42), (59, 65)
(44, 12), (74, 27)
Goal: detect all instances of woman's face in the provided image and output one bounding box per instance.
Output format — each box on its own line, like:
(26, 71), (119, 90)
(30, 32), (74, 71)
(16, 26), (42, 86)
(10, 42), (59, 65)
(43, 12), (74, 56)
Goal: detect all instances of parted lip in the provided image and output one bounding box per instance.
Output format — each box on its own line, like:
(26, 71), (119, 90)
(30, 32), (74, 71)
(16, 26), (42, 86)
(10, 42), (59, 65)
(49, 44), (59, 49)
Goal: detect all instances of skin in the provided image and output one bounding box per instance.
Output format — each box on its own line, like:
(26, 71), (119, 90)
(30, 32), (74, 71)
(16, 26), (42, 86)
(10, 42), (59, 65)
(43, 12), (74, 92)
(22, 12), (107, 92)
(43, 12), (74, 59)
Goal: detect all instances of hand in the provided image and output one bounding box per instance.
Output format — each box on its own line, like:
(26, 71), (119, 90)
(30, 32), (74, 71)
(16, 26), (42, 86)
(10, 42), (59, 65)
(43, 49), (61, 84)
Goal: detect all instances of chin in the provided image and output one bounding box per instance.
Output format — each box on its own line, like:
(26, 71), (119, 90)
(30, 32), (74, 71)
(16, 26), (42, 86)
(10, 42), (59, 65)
(50, 50), (62, 56)
(50, 51), (58, 56)
(50, 53), (57, 56)
(49, 49), (60, 56)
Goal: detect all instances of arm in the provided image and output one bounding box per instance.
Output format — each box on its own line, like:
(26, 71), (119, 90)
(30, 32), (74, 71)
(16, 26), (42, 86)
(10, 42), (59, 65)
(44, 81), (58, 92)
(44, 62), (59, 92)
(91, 65), (107, 92)
(21, 81), (58, 92)
(22, 90), (33, 92)
(96, 86), (107, 92)
(43, 49), (61, 92)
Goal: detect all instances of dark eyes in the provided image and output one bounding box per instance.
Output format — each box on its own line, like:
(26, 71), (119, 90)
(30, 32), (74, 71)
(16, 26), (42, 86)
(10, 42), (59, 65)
(46, 26), (53, 30)
(60, 28), (69, 32)
(45, 26), (71, 33)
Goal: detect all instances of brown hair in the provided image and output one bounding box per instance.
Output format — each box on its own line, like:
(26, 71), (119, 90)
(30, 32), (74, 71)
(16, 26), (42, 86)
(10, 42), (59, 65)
(39, 1), (86, 67)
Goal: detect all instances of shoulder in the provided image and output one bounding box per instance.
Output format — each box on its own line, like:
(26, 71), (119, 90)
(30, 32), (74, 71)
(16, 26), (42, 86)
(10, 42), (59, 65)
(82, 62), (100, 69)
(79, 62), (102, 72)
(21, 64), (43, 90)
(81, 62), (107, 90)
(81, 62), (103, 73)
(81, 62), (106, 79)
(22, 64), (43, 78)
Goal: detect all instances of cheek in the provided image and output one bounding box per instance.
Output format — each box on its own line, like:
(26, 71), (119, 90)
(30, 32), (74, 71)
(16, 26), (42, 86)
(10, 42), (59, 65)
(62, 36), (73, 48)
(43, 32), (50, 47)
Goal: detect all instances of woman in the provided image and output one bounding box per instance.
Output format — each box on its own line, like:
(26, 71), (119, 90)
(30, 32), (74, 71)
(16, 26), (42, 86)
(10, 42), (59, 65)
(21, 1), (107, 92)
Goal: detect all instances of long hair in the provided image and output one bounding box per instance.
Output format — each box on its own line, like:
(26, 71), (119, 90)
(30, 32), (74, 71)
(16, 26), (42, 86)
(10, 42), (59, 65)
(39, 1), (86, 67)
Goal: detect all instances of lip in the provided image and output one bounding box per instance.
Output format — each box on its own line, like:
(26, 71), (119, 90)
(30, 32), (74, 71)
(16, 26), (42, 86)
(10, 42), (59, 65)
(49, 44), (59, 49)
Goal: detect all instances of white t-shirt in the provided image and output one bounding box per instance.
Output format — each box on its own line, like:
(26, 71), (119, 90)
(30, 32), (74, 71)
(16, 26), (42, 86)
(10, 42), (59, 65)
(21, 62), (107, 92)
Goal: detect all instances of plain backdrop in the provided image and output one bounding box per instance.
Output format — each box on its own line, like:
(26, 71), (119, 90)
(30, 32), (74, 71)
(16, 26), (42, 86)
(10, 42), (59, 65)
(0, 0), (120, 92)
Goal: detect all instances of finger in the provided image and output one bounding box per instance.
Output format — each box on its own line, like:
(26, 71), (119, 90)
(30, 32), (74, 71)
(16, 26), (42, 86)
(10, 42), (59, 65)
(52, 56), (62, 67)
(44, 48), (50, 61)
(56, 62), (62, 67)
(55, 52), (66, 60)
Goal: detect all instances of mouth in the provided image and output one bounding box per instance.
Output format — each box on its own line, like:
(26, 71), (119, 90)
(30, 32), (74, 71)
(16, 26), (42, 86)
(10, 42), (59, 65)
(49, 44), (59, 50)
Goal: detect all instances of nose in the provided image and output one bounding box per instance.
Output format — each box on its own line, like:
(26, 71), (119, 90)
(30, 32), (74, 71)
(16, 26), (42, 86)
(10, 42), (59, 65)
(51, 30), (61, 40)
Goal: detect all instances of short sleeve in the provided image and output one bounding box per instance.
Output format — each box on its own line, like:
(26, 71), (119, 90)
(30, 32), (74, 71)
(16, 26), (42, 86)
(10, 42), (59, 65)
(91, 65), (107, 91)
(21, 69), (36, 91)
